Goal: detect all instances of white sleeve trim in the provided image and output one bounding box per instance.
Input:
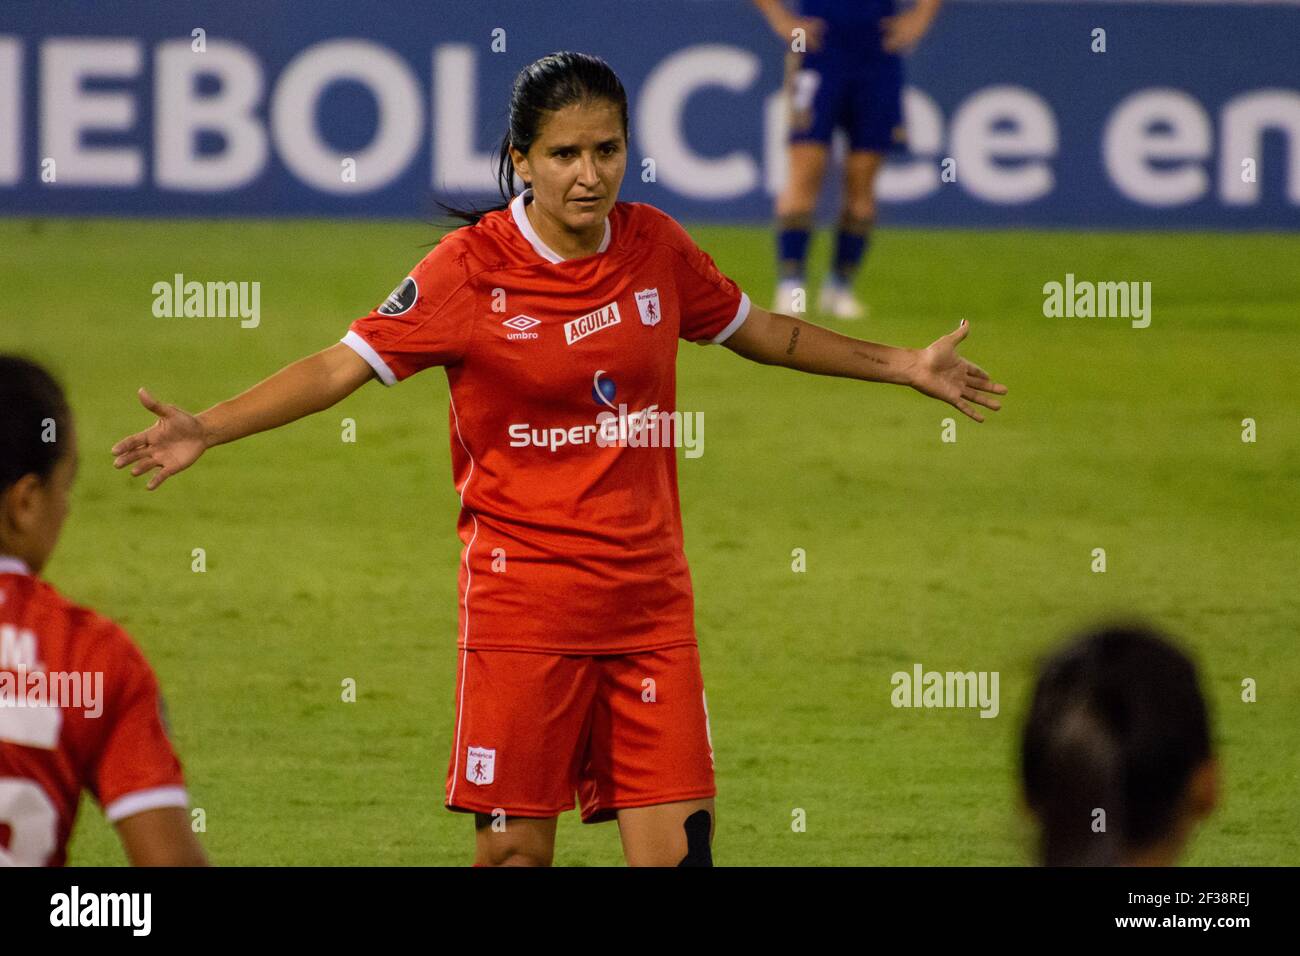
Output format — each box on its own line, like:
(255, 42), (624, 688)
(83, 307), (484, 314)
(104, 785), (189, 823)
(341, 330), (398, 386)
(710, 292), (752, 345)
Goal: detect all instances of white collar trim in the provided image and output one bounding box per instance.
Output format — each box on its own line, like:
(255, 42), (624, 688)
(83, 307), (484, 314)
(0, 556), (32, 576)
(509, 188), (611, 263)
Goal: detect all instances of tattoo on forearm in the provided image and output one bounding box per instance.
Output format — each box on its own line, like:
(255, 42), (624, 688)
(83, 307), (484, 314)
(786, 326), (800, 356)
(853, 347), (888, 366)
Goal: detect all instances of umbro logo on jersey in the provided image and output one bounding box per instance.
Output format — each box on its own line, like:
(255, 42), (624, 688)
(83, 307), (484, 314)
(564, 301), (621, 345)
(503, 314), (540, 340)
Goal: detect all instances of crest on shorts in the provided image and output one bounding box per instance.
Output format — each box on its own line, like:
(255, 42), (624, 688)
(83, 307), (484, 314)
(467, 746), (495, 785)
(635, 288), (661, 327)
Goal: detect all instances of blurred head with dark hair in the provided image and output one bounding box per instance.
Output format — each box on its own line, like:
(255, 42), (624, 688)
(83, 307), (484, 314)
(0, 355), (76, 575)
(1021, 623), (1218, 866)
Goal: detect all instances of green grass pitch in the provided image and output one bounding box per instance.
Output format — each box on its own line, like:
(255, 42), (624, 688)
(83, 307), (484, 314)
(2, 218), (1297, 866)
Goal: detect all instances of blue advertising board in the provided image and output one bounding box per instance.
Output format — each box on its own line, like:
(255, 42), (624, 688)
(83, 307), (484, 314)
(0, 0), (1296, 227)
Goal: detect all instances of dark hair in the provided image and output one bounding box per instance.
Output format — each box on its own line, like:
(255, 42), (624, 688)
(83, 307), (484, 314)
(0, 355), (71, 494)
(1021, 623), (1212, 866)
(437, 51), (629, 226)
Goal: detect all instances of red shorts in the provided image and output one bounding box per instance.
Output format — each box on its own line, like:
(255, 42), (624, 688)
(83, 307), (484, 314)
(444, 643), (715, 823)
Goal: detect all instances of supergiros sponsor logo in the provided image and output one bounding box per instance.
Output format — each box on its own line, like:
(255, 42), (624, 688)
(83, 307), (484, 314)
(506, 371), (705, 458)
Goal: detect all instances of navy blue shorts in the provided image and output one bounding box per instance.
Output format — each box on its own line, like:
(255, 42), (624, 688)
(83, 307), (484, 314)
(786, 50), (906, 153)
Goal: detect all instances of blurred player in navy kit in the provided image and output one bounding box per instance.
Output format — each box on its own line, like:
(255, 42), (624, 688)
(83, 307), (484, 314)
(755, 0), (942, 319)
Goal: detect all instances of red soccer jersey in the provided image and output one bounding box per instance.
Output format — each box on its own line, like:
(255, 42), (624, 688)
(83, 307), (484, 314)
(0, 560), (188, 866)
(343, 192), (751, 654)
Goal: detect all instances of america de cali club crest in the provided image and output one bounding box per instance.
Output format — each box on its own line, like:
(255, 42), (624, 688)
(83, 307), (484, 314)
(635, 288), (661, 326)
(467, 746), (495, 785)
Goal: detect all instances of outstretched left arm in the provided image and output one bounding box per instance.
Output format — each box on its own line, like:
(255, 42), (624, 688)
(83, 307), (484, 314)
(722, 306), (1007, 423)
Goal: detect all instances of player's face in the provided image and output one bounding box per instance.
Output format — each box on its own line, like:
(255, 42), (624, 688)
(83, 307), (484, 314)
(513, 100), (627, 239)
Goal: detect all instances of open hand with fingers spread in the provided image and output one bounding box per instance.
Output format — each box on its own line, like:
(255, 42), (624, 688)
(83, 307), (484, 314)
(907, 320), (1008, 423)
(111, 388), (209, 490)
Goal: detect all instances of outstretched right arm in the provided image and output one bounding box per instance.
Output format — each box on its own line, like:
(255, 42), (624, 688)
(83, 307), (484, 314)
(111, 342), (375, 490)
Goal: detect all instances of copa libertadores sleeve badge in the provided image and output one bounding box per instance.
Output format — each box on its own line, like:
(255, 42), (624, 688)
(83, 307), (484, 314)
(377, 276), (418, 316)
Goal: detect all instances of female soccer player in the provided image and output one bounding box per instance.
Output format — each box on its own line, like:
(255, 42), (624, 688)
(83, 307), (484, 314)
(1, 355), (206, 866)
(755, 0), (943, 319)
(1021, 624), (1219, 866)
(111, 51), (1006, 867)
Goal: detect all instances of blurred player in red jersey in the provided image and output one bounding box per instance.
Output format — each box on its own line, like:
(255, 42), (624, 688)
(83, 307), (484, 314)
(110, 52), (1006, 866)
(0, 356), (206, 866)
